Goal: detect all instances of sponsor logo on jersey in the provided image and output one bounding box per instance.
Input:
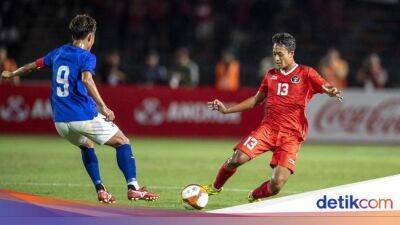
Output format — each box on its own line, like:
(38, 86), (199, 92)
(291, 75), (300, 84)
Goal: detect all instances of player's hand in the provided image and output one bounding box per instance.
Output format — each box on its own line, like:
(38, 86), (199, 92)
(1, 71), (13, 79)
(100, 106), (115, 121)
(322, 85), (343, 102)
(207, 99), (228, 114)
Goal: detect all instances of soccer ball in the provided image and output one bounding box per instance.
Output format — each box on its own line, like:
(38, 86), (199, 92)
(181, 184), (209, 210)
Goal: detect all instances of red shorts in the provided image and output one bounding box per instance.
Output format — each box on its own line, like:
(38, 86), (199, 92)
(234, 125), (303, 173)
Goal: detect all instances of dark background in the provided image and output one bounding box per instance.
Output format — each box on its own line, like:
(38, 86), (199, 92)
(1, 0), (399, 87)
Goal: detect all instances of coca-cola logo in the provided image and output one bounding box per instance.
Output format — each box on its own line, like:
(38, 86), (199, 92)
(315, 98), (400, 134)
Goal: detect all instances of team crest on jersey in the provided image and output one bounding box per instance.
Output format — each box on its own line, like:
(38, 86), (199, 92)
(291, 75), (300, 84)
(271, 75), (278, 80)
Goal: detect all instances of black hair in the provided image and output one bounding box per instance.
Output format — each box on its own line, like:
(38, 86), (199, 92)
(69, 14), (97, 40)
(272, 33), (296, 52)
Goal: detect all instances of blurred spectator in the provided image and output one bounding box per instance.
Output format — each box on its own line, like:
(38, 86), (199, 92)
(105, 50), (126, 87)
(259, 55), (274, 81)
(169, 47), (199, 88)
(2, 1), (400, 88)
(140, 50), (168, 86)
(194, 0), (214, 41)
(215, 49), (240, 91)
(319, 48), (348, 89)
(357, 53), (388, 90)
(0, 46), (19, 85)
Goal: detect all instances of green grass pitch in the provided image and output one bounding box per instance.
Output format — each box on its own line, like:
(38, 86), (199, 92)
(0, 135), (399, 210)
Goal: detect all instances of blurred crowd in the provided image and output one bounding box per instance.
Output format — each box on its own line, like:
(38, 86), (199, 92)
(1, 0), (399, 90)
(98, 47), (391, 90)
(0, 44), (392, 91)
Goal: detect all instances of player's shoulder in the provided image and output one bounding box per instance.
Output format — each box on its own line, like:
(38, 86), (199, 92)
(260, 68), (279, 82)
(82, 51), (96, 60)
(297, 64), (318, 76)
(77, 48), (96, 64)
(298, 64), (312, 71)
(265, 68), (279, 76)
(84, 49), (96, 59)
(59, 44), (95, 57)
(47, 45), (64, 55)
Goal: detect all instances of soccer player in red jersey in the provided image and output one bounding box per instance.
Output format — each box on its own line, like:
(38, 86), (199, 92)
(203, 33), (343, 202)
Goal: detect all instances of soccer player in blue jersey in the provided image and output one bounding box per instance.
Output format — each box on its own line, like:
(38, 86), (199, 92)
(1, 14), (160, 203)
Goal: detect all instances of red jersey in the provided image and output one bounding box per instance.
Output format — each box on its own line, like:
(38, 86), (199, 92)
(258, 64), (327, 140)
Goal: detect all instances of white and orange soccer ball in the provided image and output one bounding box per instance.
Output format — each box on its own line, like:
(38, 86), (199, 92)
(181, 184), (209, 210)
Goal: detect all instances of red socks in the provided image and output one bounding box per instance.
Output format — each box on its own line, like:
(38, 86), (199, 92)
(212, 164), (276, 200)
(213, 163), (276, 199)
(251, 180), (275, 199)
(213, 163), (237, 189)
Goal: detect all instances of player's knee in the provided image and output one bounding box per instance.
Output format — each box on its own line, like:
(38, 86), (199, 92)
(120, 135), (130, 145)
(107, 131), (130, 147)
(227, 150), (250, 168)
(115, 134), (130, 146)
(225, 157), (242, 170)
(226, 160), (240, 170)
(82, 139), (94, 148)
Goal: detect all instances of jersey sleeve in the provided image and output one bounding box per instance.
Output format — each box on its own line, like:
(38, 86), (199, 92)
(308, 67), (327, 94)
(257, 72), (269, 94)
(39, 49), (57, 67)
(81, 53), (96, 76)
(35, 58), (45, 68)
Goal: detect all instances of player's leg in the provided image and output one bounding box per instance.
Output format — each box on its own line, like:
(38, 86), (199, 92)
(55, 123), (103, 187)
(54, 122), (115, 203)
(249, 165), (291, 202)
(104, 130), (160, 201)
(70, 114), (159, 201)
(80, 138), (116, 203)
(249, 136), (300, 202)
(204, 150), (250, 195)
(205, 128), (270, 195)
(68, 114), (137, 190)
(269, 166), (292, 194)
(212, 149), (251, 191)
(79, 138), (102, 188)
(104, 130), (138, 190)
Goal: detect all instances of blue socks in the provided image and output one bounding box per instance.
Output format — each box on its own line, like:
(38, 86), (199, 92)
(116, 144), (137, 185)
(81, 144), (139, 190)
(80, 146), (102, 185)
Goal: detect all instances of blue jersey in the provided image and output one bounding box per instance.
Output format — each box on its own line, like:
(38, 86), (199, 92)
(43, 44), (98, 122)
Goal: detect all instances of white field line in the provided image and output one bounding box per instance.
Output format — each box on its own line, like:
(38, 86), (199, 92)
(0, 181), (299, 194)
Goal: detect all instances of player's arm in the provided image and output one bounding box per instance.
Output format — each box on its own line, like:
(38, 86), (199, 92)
(81, 71), (115, 121)
(208, 91), (266, 114)
(2, 48), (58, 80)
(309, 67), (343, 102)
(1, 61), (40, 79)
(322, 85), (343, 102)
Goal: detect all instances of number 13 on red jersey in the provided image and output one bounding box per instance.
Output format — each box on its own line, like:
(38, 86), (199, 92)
(277, 82), (289, 96)
(244, 136), (258, 150)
